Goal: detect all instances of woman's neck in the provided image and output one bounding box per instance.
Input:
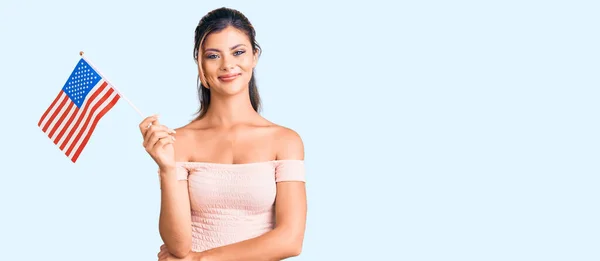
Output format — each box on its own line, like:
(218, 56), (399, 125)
(202, 91), (260, 127)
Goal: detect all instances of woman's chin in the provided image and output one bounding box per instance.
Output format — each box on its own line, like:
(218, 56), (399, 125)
(213, 85), (247, 96)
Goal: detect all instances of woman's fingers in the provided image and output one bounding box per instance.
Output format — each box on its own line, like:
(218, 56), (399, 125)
(143, 122), (167, 141)
(152, 134), (175, 151)
(145, 131), (174, 151)
(139, 115), (177, 159)
(157, 244), (167, 258)
(157, 135), (176, 149)
(139, 115), (159, 136)
(143, 124), (167, 145)
(143, 125), (176, 147)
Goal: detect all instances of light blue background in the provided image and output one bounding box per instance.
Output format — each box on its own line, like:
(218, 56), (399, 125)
(1, 0), (598, 260)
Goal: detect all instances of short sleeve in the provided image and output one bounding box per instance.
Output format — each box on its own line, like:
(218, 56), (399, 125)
(175, 163), (190, 180)
(157, 163), (190, 181)
(274, 160), (306, 182)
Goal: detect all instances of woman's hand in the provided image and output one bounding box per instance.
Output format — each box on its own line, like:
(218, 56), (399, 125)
(158, 244), (203, 261)
(139, 115), (176, 171)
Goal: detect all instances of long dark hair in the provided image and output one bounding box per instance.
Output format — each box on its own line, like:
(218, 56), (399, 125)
(193, 7), (262, 119)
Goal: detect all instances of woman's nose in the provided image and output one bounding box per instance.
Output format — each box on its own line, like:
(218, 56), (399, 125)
(220, 56), (234, 70)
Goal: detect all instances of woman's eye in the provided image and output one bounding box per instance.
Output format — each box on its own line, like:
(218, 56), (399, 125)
(234, 50), (246, 56)
(206, 54), (219, 59)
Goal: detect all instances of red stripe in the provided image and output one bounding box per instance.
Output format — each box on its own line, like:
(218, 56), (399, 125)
(53, 104), (80, 145)
(41, 94), (68, 132)
(59, 82), (108, 151)
(65, 87), (115, 156)
(48, 102), (74, 138)
(38, 91), (64, 127)
(71, 95), (120, 162)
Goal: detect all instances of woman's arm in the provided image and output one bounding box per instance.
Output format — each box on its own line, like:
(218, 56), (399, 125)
(193, 128), (307, 261)
(193, 182), (306, 261)
(159, 168), (193, 258)
(140, 116), (193, 258)
(157, 128), (194, 258)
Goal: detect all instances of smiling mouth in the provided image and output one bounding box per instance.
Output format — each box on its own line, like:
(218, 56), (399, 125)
(218, 73), (241, 81)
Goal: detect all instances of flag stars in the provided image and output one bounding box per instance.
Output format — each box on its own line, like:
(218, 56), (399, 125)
(62, 59), (102, 107)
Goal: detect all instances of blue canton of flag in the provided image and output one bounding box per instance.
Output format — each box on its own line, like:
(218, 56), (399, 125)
(64, 59), (103, 107)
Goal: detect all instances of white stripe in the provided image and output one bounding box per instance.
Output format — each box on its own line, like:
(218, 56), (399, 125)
(49, 106), (76, 141)
(58, 81), (108, 151)
(40, 92), (68, 132)
(46, 98), (75, 139)
(67, 90), (118, 159)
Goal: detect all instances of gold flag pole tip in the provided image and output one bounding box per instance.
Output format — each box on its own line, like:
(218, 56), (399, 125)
(79, 51), (84, 56)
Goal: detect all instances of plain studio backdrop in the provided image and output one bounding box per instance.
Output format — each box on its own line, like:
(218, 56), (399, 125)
(1, 0), (598, 260)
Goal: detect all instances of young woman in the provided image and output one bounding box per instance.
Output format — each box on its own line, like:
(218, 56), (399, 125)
(139, 7), (307, 261)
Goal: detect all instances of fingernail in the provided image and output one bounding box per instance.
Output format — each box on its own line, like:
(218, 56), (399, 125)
(171, 136), (176, 141)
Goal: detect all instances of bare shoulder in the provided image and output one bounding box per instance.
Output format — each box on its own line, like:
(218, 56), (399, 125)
(170, 123), (199, 162)
(271, 124), (304, 161)
(172, 124), (196, 139)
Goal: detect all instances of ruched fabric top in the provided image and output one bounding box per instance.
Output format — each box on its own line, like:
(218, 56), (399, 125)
(172, 160), (305, 252)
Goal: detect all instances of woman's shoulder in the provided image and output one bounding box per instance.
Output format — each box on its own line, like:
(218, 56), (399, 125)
(270, 124), (302, 142)
(171, 123), (198, 142)
(170, 122), (204, 162)
(265, 122), (304, 160)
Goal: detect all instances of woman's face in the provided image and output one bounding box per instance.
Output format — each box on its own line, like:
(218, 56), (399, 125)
(198, 26), (257, 96)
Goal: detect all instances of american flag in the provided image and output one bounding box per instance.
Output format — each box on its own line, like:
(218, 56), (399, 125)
(38, 58), (120, 163)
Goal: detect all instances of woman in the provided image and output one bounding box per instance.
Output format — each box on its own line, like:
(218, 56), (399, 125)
(138, 7), (307, 261)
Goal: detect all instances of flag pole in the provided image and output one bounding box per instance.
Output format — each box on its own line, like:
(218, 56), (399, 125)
(78, 51), (145, 118)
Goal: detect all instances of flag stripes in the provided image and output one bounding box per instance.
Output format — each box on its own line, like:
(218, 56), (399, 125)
(38, 79), (120, 162)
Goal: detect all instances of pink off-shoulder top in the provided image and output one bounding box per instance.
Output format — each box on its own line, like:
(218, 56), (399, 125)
(171, 159), (305, 252)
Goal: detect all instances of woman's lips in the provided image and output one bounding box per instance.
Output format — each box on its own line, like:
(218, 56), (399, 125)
(218, 73), (241, 82)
